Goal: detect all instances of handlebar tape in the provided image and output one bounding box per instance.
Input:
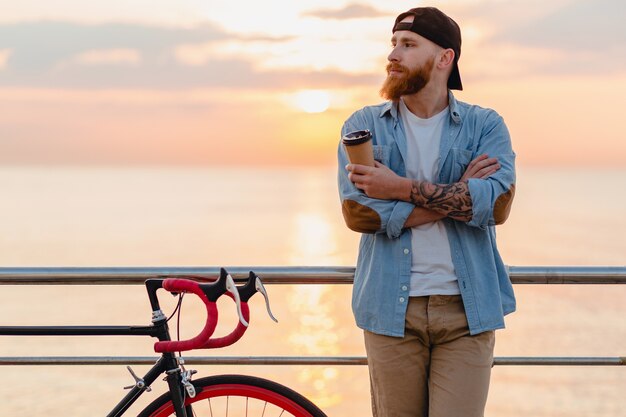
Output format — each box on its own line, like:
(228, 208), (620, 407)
(201, 293), (250, 349)
(153, 279), (218, 353)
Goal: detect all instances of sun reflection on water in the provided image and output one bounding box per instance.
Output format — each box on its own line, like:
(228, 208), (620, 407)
(287, 285), (342, 408)
(287, 210), (345, 407)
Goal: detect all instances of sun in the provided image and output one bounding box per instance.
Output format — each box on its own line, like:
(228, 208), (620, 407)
(293, 90), (330, 113)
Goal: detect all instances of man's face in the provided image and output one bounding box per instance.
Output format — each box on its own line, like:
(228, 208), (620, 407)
(380, 16), (439, 100)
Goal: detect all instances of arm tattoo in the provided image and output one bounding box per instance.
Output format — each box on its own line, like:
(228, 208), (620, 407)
(409, 180), (473, 221)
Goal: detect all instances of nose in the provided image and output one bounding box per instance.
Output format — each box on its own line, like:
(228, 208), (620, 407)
(387, 46), (400, 63)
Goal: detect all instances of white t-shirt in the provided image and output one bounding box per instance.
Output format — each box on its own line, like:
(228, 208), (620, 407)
(399, 99), (460, 296)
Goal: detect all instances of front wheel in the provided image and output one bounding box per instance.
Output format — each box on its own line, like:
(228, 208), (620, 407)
(138, 374), (327, 417)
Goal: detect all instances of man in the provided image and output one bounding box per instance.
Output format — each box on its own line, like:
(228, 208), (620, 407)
(337, 6), (516, 417)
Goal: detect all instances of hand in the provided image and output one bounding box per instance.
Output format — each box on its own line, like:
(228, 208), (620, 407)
(460, 154), (500, 182)
(346, 161), (409, 200)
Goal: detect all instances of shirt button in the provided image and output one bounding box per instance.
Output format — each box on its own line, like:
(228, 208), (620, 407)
(402, 285), (408, 291)
(403, 248), (409, 255)
(399, 297), (406, 303)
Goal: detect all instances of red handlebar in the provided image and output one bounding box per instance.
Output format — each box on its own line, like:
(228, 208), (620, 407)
(201, 292), (250, 349)
(153, 279), (218, 353)
(153, 278), (251, 353)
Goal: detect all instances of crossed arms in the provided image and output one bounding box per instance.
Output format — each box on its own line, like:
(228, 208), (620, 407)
(346, 154), (500, 228)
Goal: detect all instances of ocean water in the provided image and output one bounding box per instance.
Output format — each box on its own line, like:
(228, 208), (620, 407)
(0, 165), (624, 416)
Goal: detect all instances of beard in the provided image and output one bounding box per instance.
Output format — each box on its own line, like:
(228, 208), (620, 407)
(379, 58), (434, 101)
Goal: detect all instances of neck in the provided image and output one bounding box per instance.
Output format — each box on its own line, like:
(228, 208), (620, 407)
(401, 83), (449, 119)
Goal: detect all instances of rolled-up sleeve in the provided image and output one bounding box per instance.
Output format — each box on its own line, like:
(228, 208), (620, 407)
(338, 117), (413, 239)
(466, 111), (516, 229)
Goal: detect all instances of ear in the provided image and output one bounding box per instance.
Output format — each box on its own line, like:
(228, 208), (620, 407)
(437, 48), (455, 70)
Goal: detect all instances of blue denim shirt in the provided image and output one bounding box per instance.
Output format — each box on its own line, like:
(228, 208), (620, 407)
(337, 92), (516, 337)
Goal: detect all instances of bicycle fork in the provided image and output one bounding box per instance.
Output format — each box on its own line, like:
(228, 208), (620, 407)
(107, 354), (196, 417)
(165, 363), (198, 417)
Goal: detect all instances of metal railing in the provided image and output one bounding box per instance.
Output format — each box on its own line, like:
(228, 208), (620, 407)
(0, 266), (625, 367)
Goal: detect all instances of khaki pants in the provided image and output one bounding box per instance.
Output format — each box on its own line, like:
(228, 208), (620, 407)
(364, 295), (495, 417)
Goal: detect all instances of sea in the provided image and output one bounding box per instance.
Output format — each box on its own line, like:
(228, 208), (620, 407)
(0, 165), (624, 416)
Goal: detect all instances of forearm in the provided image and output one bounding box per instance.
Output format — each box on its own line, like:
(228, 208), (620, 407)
(346, 157), (492, 223)
(403, 206), (446, 228)
(398, 179), (473, 222)
(340, 158), (415, 238)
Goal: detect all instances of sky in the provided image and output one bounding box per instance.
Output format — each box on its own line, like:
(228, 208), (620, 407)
(1, 0), (625, 167)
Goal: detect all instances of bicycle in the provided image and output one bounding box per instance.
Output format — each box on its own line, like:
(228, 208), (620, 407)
(0, 268), (328, 417)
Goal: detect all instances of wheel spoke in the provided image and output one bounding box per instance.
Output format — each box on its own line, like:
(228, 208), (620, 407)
(141, 375), (325, 417)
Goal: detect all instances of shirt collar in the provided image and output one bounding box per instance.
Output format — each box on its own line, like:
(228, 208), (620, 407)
(379, 90), (462, 124)
(448, 91), (462, 124)
(379, 101), (397, 119)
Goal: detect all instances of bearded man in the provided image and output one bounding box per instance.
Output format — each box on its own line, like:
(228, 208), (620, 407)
(337, 7), (517, 417)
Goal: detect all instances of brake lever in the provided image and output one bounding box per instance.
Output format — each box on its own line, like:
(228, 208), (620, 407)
(225, 273), (249, 327)
(255, 276), (278, 323)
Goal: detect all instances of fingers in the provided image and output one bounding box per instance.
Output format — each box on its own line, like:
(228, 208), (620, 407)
(471, 156), (497, 171)
(346, 164), (367, 184)
(477, 165), (500, 179)
(348, 171), (361, 183)
(345, 163), (369, 174)
(461, 154), (501, 181)
(346, 162), (385, 193)
(348, 172), (368, 192)
(470, 156), (498, 172)
(347, 161), (385, 172)
(466, 154), (488, 171)
(346, 163), (381, 184)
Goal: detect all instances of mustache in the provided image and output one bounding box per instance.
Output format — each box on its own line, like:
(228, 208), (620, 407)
(386, 63), (408, 73)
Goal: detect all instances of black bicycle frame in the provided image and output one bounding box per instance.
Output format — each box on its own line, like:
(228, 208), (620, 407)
(0, 279), (192, 417)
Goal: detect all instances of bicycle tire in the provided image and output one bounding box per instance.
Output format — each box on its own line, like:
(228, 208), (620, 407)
(138, 374), (328, 417)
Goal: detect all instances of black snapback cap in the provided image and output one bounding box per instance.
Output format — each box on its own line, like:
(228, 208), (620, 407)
(393, 7), (463, 90)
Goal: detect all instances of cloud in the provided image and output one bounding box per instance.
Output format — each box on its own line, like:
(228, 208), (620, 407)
(0, 20), (378, 90)
(67, 48), (142, 67)
(480, 0), (626, 76)
(498, 0), (626, 50)
(0, 21), (228, 72)
(0, 49), (11, 69)
(302, 4), (391, 20)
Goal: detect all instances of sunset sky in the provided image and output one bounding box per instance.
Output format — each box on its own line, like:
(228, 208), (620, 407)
(1, 0), (625, 167)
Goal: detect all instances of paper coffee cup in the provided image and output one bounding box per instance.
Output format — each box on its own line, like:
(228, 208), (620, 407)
(342, 130), (375, 166)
